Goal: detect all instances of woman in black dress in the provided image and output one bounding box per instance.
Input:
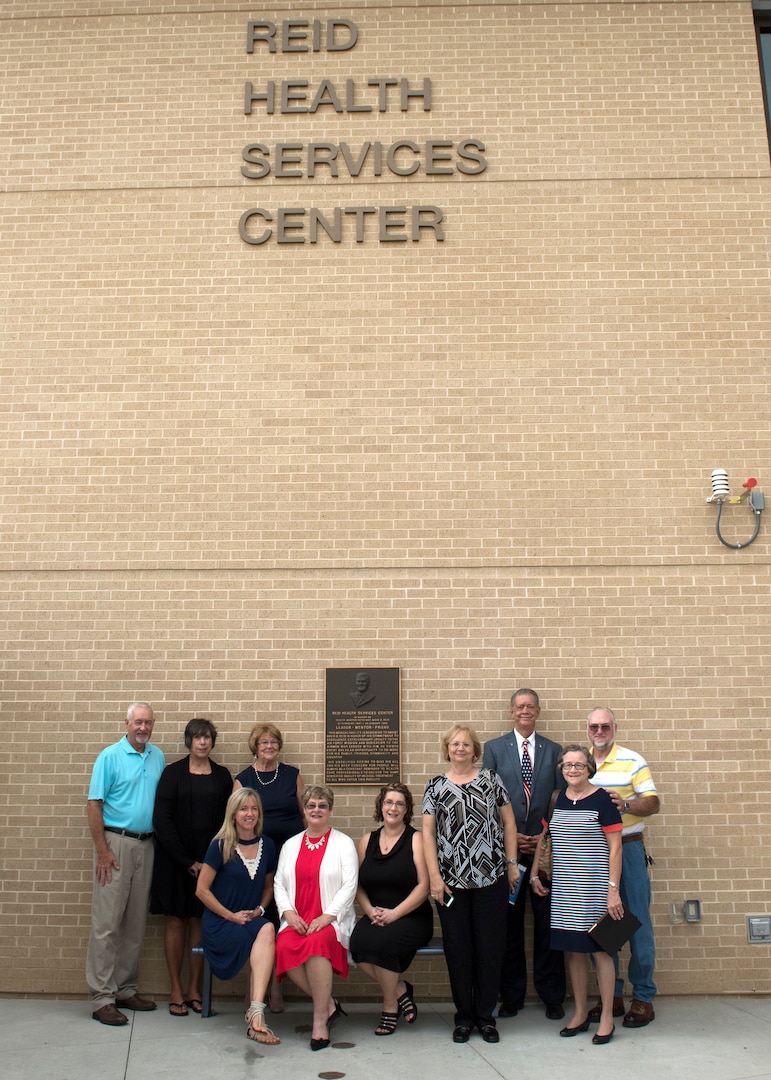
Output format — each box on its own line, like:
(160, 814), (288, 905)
(150, 717), (232, 1015)
(234, 722), (304, 1010)
(350, 783), (433, 1035)
(233, 723), (305, 852)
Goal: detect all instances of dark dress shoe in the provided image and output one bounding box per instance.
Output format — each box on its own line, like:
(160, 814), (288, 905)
(588, 996), (624, 1022)
(559, 1018), (590, 1037)
(592, 1024), (615, 1045)
(479, 1024), (499, 1043)
(92, 1003), (129, 1026)
(497, 1001), (521, 1017)
(545, 1003), (565, 1020)
(116, 995), (157, 1011)
(327, 999), (347, 1030)
(452, 1025), (472, 1043)
(623, 999), (655, 1027)
(310, 1037), (330, 1051)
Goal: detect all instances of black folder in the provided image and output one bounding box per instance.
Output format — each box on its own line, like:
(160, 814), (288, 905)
(588, 909), (642, 955)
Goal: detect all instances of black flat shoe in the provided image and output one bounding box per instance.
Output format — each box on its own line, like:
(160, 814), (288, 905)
(479, 1024), (499, 1043)
(560, 1018), (590, 1037)
(310, 1037), (330, 1051)
(592, 1025), (615, 1045)
(498, 1001), (521, 1018)
(452, 1025), (472, 1043)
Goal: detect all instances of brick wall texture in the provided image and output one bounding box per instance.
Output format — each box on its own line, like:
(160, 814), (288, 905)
(1, 0), (770, 999)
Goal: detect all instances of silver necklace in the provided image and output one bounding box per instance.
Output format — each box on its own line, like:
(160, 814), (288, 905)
(304, 830), (329, 852)
(253, 759), (279, 786)
(571, 788), (592, 805)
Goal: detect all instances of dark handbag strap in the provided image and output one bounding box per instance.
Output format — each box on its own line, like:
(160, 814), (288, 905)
(545, 787), (560, 826)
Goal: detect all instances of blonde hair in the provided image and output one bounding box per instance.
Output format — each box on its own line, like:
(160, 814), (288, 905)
(213, 788), (264, 864)
(441, 724), (482, 762)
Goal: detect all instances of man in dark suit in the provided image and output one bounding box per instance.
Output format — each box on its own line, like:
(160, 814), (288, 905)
(482, 687), (566, 1020)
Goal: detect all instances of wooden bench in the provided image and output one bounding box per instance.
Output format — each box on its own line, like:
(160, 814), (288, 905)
(191, 938), (445, 1018)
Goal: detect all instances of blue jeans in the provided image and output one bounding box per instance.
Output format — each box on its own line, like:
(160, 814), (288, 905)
(616, 838), (656, 1002)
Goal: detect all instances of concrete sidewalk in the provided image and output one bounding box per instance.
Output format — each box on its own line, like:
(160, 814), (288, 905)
(3, 995), (771, 1080)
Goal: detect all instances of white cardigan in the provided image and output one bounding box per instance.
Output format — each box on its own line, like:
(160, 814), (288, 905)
(274, 828), (359, 951)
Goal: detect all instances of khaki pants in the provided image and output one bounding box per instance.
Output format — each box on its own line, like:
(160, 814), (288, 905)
(86, 833), (155, 1008)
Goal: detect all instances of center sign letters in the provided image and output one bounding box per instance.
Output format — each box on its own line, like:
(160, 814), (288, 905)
(238, 17), (488, 245)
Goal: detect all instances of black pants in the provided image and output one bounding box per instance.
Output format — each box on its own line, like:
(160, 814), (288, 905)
(437, 876), (507, 1028)
(500, 868), (565, 1007)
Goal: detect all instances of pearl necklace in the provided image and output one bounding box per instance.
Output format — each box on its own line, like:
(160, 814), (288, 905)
(304, 830), (329, 852)
(253, 759), (279, 786)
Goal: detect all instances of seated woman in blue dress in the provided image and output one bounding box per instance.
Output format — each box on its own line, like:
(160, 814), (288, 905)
(196, 788), (280, 1045)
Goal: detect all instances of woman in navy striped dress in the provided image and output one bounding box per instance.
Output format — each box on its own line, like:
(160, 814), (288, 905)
(532, 744), (623, 1045)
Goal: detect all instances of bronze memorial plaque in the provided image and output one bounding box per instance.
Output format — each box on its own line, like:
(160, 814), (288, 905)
(324, 667), (401, 785)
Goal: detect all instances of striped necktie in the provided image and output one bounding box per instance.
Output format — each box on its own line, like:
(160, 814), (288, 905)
(521, 739), (533, 812)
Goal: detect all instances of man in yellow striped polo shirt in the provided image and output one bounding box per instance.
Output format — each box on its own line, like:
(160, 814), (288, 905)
(587, 706), (660, 1030)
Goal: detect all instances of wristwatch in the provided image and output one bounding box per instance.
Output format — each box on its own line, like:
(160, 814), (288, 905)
(608, 880), (618, 888)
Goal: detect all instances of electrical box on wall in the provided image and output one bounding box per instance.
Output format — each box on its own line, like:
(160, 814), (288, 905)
(746, 916), (771, 943)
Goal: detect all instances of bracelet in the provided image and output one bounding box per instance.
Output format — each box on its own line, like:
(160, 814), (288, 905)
(256, 904), (264, 917)
(530, 877), (539, 884)
(507, 858), (518, 865)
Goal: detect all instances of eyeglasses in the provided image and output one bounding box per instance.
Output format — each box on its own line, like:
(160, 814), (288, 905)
(305, 802), (330, 811)
(257, 739), (280, 747)
(562, 763), (589, 772)
(588, 724), (613, 732)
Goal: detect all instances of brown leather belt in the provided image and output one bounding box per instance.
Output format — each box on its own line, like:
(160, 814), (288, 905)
(622, 833), (643, 844)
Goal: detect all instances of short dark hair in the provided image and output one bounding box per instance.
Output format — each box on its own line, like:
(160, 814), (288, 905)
(184, 717), (218, 749)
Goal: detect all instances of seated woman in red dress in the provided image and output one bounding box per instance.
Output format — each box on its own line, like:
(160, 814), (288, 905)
(274, 785), (358, 1051)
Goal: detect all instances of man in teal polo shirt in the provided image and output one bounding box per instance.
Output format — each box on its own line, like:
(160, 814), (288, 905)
(86, 702), (165, 1026)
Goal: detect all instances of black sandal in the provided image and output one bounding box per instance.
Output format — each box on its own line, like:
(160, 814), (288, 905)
(375, 1011), (399, 1036)
(397, 981), (418, 1024)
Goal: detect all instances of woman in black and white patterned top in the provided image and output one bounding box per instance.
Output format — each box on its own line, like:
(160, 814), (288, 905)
(422, 724), (520, 1045)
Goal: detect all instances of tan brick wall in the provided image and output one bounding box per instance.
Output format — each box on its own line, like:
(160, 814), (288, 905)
(1, 0), (770, 999)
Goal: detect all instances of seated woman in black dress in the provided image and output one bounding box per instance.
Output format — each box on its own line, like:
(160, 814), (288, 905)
(196, 788), (280, 1045)
(350, 783), (433, 1035)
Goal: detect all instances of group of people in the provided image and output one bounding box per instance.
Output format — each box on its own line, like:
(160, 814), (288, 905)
(85, 690), (659, 1052)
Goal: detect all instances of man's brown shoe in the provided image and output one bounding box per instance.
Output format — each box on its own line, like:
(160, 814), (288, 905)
(92, 1003), (129, 1026)
(622, 999), (655, 1028)
(116, 994), (157, 1012)
(587, 997), (624, 1023)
